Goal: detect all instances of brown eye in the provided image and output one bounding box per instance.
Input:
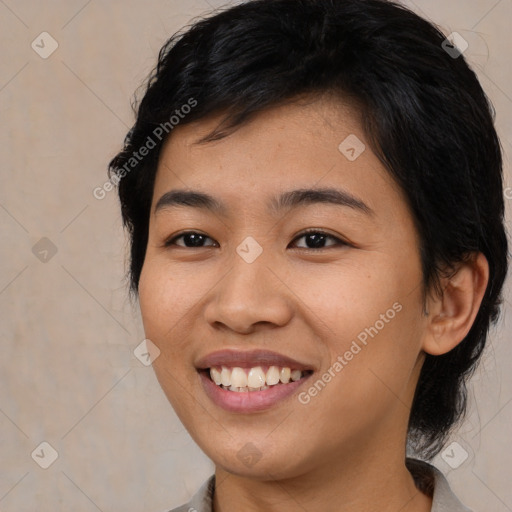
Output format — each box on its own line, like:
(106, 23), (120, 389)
(164, 229), (348, 251)
(165, 231), (218, 248)
(290, 230), (347, 250)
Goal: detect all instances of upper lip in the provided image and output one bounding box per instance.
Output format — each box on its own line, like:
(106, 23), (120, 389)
(195, 349), (313, 371)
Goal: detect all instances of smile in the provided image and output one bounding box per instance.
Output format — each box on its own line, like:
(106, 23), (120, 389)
(196, 349), (314, 412)
(208, 365), (309, 392)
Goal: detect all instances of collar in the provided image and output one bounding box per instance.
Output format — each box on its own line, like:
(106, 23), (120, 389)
(171, 458), (472, 512)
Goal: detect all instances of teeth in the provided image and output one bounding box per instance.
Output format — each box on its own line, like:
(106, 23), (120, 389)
(247, 367), (266, 388)
(280, 367), (291, 383)
(210, 367), (222, 385)
(209, 365), (307, 391)
(229, 385), (248, 392)
(229, 385), (265, 392)
(266, 366), (280, 385)
(291, 370), (302, 381)
(231, 367), (248, 388)
(220, 366), (231, 387)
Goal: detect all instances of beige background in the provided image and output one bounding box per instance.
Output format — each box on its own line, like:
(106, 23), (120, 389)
(0, 0), (510, 511)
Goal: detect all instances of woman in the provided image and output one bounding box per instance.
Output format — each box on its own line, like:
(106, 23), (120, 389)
(108, 0), (509, 510)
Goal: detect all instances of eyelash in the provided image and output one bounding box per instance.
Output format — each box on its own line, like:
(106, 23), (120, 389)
(163, 229), (348, 251)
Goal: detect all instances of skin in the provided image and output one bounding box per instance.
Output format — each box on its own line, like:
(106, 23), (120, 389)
(138, 95), (489, 512)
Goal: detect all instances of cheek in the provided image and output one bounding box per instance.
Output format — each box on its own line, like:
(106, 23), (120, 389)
(138, 257), (195, 332)
(299, 258), (416, 342)
(138, 259), (189, 360)
(138, 260), (196, 414)
(138, 256), (218, 381)
(138, 261), (168, 339)
(302, 257), (424, 393)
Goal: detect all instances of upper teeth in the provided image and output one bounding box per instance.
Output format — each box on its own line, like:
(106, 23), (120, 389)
(209, 365), (303, 389)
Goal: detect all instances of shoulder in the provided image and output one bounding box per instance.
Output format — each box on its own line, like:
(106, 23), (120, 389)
(407, 457), (474, 512)
(163, 475), (215, 512)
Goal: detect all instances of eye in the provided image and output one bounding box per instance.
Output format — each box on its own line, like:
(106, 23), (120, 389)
(163, 229), (348, 250)
(289, 229), (348, 250)
(164, 231), (218, 248)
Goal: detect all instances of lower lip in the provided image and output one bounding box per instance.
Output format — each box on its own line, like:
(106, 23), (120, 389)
(199, 371), (312, 413)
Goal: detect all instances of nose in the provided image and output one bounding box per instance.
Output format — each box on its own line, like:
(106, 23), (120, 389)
(203, 251), (294, 334)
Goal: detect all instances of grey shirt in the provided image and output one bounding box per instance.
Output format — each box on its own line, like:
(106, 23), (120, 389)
(167, 459), (472, 512)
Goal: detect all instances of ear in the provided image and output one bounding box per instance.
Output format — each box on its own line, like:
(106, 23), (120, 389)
(422, 252), (489, 356)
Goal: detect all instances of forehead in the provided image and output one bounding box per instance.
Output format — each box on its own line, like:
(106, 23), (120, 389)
(151, 96), (404, 219)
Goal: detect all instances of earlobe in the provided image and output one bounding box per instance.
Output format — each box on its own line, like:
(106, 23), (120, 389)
(422, 252), (489, 356)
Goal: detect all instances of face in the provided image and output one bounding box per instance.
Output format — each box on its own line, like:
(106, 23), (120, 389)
(138, 96), (429, 480)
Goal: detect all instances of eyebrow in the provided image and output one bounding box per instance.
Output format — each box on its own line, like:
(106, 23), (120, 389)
(154, 187), (373, 216)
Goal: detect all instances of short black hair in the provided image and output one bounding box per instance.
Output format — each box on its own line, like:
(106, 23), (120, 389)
(109, 0), (509, 459)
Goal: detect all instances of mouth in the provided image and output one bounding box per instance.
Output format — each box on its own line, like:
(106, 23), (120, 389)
(195, 349), (314, 412)
(199, 365), (314, 392)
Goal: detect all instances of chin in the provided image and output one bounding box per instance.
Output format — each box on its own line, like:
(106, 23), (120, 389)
(202, 438), (310, 481)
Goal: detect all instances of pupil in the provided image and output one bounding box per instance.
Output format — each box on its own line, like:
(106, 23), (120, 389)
(186, 233), (204, 247)
(307, 233), (325, 248)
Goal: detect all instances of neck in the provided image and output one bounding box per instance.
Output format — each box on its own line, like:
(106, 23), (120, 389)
(213, 438), (432, 512)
